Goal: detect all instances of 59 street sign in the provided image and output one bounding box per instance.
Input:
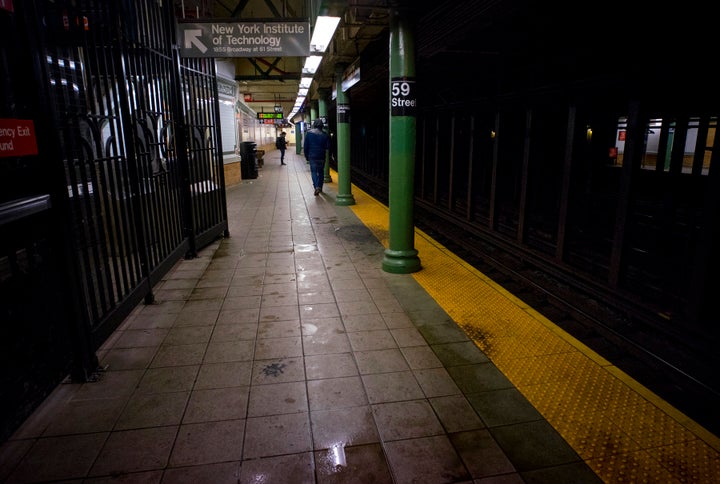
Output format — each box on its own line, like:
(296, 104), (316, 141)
(391, 77), (417, 116)
(178, 21), (310, 58)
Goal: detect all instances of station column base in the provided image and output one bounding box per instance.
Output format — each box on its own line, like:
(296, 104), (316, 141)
(382, 248), (421, 274)
(335, 194), (356, 206)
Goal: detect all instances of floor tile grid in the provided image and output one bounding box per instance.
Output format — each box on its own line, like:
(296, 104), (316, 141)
(256, 158), (410, 475)
(0, 151), (581, 483)
(233, 157), (399, 480)
(221, 155), (484, 482)
(178, 155), (582, 483)
(312, 163), (602, 483)
(225, 157), (363, 478)
(286, 157), (528, 482)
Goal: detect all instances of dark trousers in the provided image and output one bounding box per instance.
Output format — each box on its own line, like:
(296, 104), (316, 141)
(309, 159), (324, 189)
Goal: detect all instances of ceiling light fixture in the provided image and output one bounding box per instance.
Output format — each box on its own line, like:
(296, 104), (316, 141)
(302, 56), (323, 75)
(290, 16), (340, 123)
(299, 76), (313, 89)
(309, 16), (340, 54)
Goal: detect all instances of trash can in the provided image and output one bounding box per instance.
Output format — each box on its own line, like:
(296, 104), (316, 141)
(240, 141), (258, 179)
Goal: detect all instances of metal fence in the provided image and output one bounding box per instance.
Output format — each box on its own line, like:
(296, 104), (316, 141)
(1, 0), (228, 441)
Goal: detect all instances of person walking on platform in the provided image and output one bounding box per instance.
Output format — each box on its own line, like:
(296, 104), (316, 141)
(304, 119), (329, 196)
(276, 131), (288, 165)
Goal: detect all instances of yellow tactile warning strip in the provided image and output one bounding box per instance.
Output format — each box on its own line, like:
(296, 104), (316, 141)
(344, 179), (720, 483)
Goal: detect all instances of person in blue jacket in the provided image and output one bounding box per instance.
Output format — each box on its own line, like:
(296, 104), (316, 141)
(303, 119), (330, 196)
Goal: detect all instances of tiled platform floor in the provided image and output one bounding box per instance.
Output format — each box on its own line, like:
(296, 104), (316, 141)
(3, 147), (713, 483)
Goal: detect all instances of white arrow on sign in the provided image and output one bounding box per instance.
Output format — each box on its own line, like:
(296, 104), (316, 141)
(184, 29), (208, 53)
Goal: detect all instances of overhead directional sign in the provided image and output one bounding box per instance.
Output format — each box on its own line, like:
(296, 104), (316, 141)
(257, 113), (284, 119)
(177, 21), (310, 58)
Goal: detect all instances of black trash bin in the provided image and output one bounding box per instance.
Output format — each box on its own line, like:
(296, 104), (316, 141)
(240, 141), (258, 179)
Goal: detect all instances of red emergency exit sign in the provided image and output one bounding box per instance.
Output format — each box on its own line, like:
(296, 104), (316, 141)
(0, 119), (39, 158)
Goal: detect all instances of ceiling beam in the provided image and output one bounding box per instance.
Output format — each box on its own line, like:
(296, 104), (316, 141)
(231, 0), (251, 17)
(262, 0), (281, 17)
(252, 57), (288, 74)
(245, 98), (296, 102)
(235, 74), (301, 81)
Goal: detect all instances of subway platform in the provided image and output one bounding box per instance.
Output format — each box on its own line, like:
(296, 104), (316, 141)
(1, 148), (718, 483)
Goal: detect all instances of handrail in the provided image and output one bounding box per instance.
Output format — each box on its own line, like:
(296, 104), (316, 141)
(0, 195), (52, 227)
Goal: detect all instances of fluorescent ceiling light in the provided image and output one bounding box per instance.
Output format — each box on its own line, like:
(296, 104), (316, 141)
(299, 76), (313, 89)
(303, 56), (323, 75)
(310, 16), (340, 53)
(298, 88), (309, 96)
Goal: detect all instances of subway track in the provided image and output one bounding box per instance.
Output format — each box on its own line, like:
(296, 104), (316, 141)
(349, 173), (719, 438)
(410, 207), (720, 439)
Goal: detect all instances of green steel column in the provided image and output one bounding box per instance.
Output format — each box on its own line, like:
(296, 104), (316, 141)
(307, 107), (316, 164)
(335, 63), (355, 206)
(295, 115), (303, 154)
(382, 4), (421, 274)
(317, 88), (332, 183)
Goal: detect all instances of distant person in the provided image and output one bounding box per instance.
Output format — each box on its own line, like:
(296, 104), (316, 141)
(304, 119), (329, 196)
(276, 131), (288, 165)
